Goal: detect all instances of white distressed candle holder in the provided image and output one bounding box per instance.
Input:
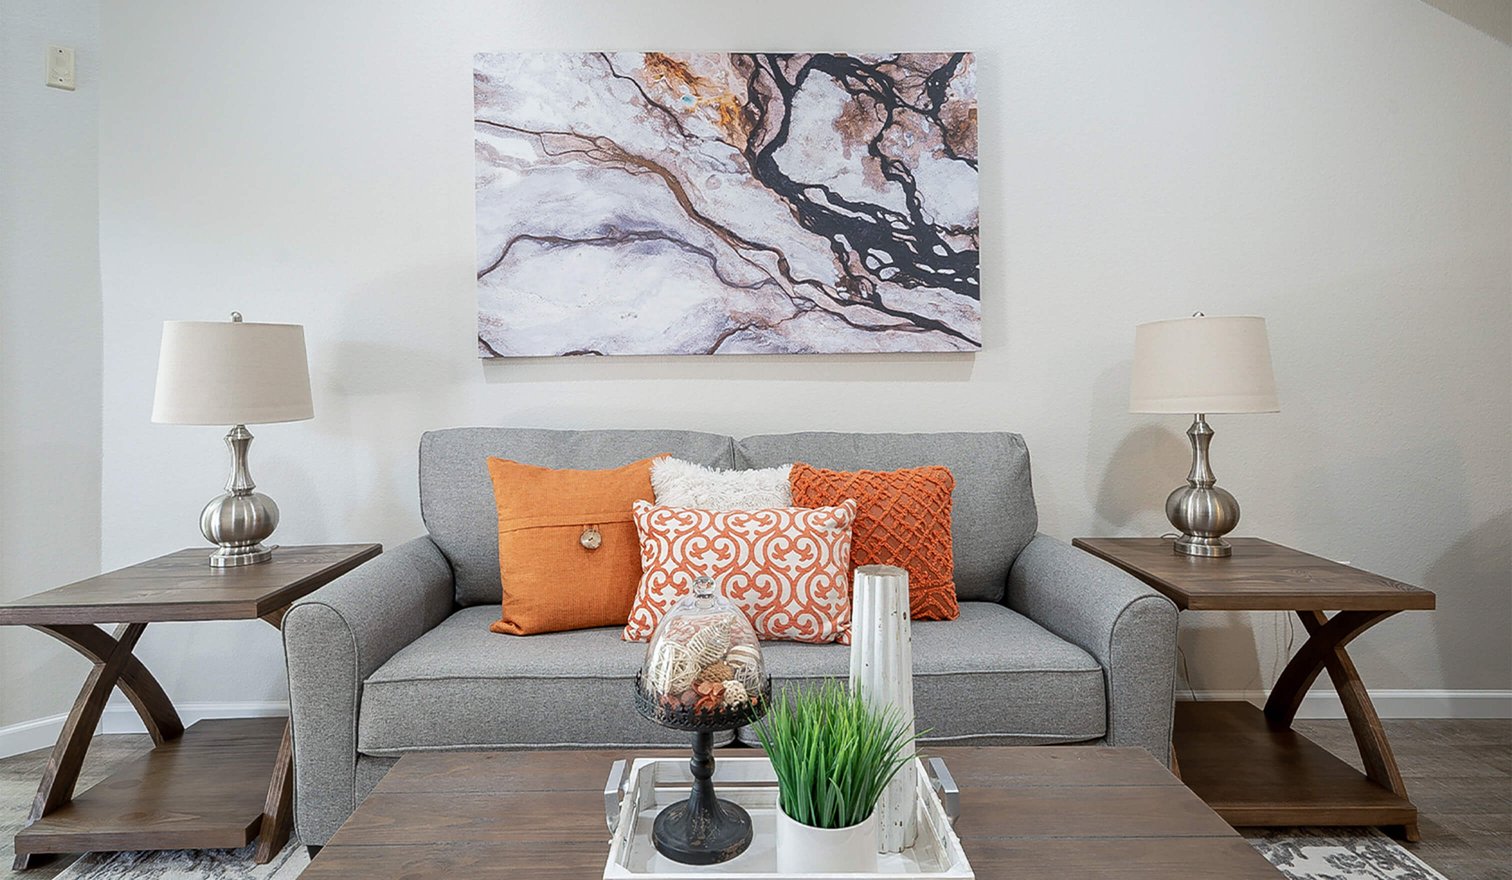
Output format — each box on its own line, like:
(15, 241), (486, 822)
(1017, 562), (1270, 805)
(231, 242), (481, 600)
(849, 564), (918, 853)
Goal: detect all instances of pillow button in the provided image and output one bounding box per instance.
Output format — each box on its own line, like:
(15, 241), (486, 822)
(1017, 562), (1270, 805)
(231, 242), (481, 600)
(580, 526), (602, 550)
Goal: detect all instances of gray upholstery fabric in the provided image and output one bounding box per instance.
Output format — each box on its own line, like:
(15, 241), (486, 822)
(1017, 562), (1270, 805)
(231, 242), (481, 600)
(420, 427), (735, 606)
(283, 536), (455, 845)
(734, 602), (1104, 746)
(360, 606), (735, 753)
(283, 429), (1181, 844)
(355, 754), (397, 804)
(734, 432), (1035, 603)
(1007, 534), (1179, 765)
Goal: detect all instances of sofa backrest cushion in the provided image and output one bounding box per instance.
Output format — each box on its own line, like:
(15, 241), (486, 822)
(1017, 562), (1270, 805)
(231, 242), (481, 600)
(421, 427), (735, 607)
(735, 432), (1036, 604)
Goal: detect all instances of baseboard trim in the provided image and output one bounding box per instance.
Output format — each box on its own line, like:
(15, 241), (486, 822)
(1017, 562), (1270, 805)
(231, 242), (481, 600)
(1179, 689), (1512, 719)
(0, 701), (288, 759)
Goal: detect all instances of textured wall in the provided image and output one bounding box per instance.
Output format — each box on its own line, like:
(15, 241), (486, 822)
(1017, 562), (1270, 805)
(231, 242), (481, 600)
(92, 1), (1509, 715)
(0, 0), (103, 731)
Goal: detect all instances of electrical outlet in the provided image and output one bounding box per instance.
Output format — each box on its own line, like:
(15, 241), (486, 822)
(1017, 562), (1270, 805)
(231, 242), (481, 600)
(46, 45), (75, 90)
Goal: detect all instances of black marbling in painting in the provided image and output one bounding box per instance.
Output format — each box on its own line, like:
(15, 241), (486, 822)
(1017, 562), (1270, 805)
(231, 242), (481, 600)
(475, 52), (980, 357)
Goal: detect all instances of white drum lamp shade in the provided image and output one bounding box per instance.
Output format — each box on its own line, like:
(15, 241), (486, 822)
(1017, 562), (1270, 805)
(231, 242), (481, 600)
(1130, 315), (1279, 415)
(152, 320), (314, 425)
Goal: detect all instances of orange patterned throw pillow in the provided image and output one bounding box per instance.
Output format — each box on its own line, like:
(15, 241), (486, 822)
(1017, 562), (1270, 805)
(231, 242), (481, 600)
(623, 500), (857, 644)
(789, 462), (959, 621)
(486, 456), (662, 636)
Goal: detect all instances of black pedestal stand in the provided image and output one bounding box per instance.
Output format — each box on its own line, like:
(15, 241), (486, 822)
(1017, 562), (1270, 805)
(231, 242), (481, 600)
(650, 730), (753, 865)
(634, 674), (771, 866)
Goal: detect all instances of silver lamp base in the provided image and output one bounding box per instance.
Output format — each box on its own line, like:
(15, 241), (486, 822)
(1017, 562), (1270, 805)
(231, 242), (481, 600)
(1165, 414), (1241, 558)
(200, 425), (280, 568)
(1169, 527), (1235, 558)
(204, 536), (275, 568)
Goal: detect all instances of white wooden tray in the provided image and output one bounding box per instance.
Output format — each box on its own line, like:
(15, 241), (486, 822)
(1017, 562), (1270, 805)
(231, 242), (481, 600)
(603, 756), (974, 879)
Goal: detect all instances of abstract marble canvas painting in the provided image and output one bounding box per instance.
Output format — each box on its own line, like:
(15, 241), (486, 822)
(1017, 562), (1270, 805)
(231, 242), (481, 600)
(475, 52), (979, 357)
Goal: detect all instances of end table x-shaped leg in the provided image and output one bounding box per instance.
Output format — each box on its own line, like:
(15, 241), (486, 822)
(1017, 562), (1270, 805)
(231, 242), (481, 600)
(1261, 609), (1419, 841)
(14, 614), (295, 869)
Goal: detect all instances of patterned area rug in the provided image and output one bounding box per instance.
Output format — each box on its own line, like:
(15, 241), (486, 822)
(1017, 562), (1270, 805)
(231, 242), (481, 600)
(53, 843), (309, 880)
(1244, 829), (1450, 880)
(51, 830), (1447, 879)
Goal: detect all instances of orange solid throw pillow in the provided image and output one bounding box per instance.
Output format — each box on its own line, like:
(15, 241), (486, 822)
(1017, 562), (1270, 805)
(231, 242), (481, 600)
(486, 455), (662, 636)
(789, 462), (959, 621)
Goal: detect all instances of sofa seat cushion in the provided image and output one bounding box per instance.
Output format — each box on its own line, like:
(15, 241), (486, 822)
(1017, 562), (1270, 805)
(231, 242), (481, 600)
(738, 602), (1105, 746)
(359, 606), (727, 753)
(359, 603), (1105, 755)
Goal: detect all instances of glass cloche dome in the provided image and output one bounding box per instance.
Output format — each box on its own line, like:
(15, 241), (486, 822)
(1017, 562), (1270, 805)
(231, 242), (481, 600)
(636, 575), (767, 729)
(634, 575), (771, 865)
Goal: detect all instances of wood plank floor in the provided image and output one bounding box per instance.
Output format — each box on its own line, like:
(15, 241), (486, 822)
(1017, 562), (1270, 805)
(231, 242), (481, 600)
(1290, 718), (1511, 879)
(1, 735), (153, 879)
(0, 719), (1506, 879)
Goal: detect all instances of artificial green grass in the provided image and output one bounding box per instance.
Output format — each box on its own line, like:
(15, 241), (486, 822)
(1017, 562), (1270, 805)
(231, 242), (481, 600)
(754, 680), (917, 829)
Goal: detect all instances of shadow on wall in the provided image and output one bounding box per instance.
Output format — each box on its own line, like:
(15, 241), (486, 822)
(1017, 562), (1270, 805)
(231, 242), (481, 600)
(1424, 509), (1512, 690)
(477, 349), (979, 386)
(1085, 360), (1190, 531)
(1292, 440), (1479, 685)
(1094, 424), (1190, 529)
(1176, 611), (1265, 699)
(262, 454), (330, 541)
(310, 264), (479, 537)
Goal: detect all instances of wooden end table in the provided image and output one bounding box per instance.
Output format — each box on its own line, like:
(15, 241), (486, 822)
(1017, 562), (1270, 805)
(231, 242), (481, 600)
(0, 543), (381, 870)
(1072, 536), (1435, 840)
(302, 746), (1282, 878)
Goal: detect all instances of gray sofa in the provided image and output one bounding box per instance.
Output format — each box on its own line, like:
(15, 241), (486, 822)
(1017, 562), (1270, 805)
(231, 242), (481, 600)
(283, 428), (1178, 845)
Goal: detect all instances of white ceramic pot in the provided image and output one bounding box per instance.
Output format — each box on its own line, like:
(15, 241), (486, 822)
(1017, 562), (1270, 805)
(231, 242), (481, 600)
(774, 807), (880, 874)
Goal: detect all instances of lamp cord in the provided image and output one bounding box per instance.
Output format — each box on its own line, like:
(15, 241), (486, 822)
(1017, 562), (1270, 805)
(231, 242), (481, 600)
(1158, 533), (1295, 704)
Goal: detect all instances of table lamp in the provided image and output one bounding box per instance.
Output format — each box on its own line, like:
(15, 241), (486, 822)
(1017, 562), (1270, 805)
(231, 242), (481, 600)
(151, 313), (314, 567)
(1129, 314), (1278, 558)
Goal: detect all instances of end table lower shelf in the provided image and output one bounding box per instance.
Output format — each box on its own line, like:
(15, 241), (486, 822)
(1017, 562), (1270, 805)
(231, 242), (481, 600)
(14, 718), (286, 862)
(1174, 702), (1416, 832)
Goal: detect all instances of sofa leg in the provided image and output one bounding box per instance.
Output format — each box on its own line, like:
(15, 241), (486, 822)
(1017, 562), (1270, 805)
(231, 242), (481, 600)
(307, 845), (323, 859)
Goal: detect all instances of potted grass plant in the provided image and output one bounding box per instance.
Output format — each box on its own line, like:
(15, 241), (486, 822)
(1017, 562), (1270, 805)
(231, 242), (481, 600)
(754, 680), (917, 873)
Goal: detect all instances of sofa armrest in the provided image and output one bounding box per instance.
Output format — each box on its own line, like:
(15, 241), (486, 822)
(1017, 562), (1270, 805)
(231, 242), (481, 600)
(282, 535), (454, 844)
(1006, 534), (1178, 765)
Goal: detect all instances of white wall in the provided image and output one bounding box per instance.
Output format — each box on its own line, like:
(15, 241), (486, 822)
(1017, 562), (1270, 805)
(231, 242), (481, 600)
(93, 1), (1510, 716)
(0, 0), (104, 737)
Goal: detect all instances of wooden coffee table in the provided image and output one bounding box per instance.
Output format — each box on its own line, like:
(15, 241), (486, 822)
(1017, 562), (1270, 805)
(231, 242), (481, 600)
(1073, 536), (1436, 841)
(301, 746), (1280, 878)
(0, 543), (381, 869)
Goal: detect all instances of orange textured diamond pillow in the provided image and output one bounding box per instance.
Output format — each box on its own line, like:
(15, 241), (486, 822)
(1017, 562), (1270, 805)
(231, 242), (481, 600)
(623, 500), (857, 644)
(486, 455), (662, 636)
(790, 462), (958, 621)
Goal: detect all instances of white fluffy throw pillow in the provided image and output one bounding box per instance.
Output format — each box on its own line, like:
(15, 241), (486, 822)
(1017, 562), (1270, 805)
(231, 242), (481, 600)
(651, 457), (793, 509)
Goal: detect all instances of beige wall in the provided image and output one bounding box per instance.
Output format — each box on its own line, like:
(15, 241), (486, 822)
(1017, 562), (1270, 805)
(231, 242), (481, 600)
(0, 0), (103, 733)
(85, 1), (1510, 717)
